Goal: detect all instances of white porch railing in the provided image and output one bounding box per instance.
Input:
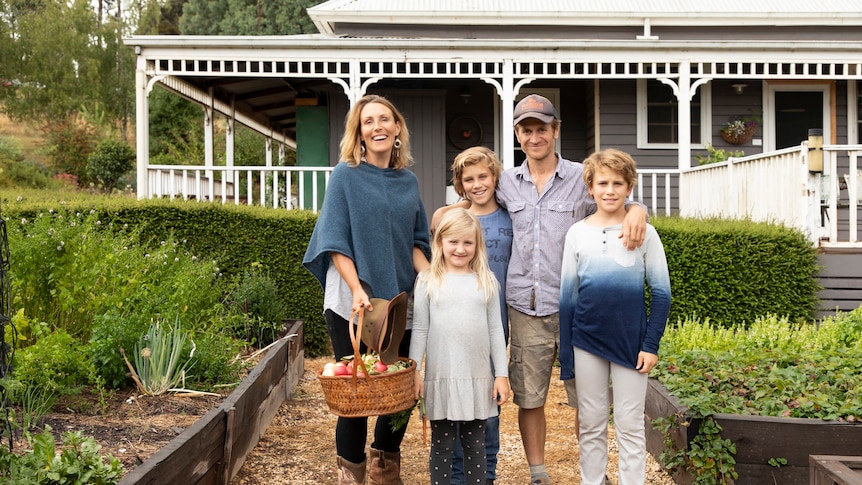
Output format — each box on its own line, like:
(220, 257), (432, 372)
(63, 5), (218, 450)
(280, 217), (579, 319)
(145, 152), (862, 249)
(145, 163), (681, 218)
(145, 165), (334, 212)
(679, 144), (861, 248)
(635, 169), (680, 217)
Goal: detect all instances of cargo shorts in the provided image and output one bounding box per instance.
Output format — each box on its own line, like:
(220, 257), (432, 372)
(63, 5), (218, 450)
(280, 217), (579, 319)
(508, 309), (560, 409)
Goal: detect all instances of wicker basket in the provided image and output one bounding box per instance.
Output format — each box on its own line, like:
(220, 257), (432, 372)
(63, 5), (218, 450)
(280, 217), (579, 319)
(317, 308), (416, 417)
(318, 358), (416, 417)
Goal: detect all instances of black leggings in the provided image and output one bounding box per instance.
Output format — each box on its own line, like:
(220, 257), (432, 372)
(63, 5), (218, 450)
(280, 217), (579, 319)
(325, 309), (412, 464)
(429, 419), (486, 484)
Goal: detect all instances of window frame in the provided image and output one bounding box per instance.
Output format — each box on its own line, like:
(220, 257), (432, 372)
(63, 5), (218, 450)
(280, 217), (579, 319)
(637, 78), (711, 149)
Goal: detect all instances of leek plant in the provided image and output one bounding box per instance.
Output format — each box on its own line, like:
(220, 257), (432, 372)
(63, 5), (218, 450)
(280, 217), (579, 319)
(126, 318), (195, 395)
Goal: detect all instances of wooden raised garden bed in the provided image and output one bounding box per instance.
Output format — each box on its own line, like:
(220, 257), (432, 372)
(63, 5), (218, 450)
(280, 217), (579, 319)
(118, 319), (305, 485)
(810, 455), (862, 485)
(645, 379), (862, 485)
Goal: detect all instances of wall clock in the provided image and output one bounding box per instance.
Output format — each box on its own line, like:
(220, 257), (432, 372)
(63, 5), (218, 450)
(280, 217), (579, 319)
(448, 116), (483, 149)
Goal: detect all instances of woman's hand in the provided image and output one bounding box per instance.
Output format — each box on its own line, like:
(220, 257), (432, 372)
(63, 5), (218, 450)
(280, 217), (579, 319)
(352, 288), (371, 314)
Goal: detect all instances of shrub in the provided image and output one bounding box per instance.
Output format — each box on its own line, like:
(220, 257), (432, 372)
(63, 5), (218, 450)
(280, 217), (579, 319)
(188, 324), (246, 386)
(0, 137), (54, 189)
(225, 264), (288, 347)
(695, 144), (745, 165)
(42, 115), (98, 185)
(86, 139), (135, 191)
(654, 216), (820, 327)
(11, 328), (91, 398)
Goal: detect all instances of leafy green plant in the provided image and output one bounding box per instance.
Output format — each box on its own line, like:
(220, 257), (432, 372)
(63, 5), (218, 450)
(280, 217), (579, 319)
(654, 414), (738, 485)
(695, 144), (745, 165)
(225, 263), (287, 347)
(768, 457), (788, 485)
(187, 325), (246, 387)
(86, 139), (135, 191)
(1, 379), (56, 431)
(11, 329), (90, 399)
(124, 317), (195, 395)
(0, 426), (124, 484)
(654, 312), (862, 420)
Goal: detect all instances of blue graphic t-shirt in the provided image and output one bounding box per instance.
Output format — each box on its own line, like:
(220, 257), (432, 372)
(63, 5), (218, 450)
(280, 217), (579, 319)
(477, 207), (513, 340)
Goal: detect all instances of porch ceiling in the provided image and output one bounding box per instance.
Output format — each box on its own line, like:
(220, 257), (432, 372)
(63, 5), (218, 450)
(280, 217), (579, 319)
(168, 75), (331, 143)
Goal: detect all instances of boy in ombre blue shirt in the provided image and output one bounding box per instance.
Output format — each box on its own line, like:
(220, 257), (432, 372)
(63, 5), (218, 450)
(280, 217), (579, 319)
(559, 148), (671, 485)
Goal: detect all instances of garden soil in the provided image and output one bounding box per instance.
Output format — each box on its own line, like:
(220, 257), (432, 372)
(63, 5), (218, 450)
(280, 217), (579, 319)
(11, 356), (675, 485)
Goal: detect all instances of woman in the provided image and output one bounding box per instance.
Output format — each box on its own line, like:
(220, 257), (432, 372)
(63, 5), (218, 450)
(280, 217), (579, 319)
(303, 94), (431, 485)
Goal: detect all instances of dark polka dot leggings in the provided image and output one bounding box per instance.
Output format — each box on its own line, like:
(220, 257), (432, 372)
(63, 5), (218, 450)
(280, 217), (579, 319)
(429, 419), (486, 484)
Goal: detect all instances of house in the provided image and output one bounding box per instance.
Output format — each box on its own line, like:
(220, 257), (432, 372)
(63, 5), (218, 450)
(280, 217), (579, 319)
(124, 0), (862, 315)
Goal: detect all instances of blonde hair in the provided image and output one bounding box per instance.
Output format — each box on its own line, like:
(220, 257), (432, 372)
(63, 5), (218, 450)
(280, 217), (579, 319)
(582, 148), (638, 188)
(419, 208), (498, 303)
(451, 146), (502, 200)
(339, 94), (413, 169)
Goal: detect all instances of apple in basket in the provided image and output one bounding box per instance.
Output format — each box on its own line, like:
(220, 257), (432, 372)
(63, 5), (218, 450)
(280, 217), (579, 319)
(321, 362), (336, 377)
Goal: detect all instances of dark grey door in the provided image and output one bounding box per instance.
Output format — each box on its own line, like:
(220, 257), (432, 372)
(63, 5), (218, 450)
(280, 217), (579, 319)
(774, 91), (823, 149)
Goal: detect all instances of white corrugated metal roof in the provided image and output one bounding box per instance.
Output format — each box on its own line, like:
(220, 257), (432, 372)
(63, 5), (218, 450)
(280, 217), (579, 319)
(309, 0), (862, 34)
(312, 0), (862, 14)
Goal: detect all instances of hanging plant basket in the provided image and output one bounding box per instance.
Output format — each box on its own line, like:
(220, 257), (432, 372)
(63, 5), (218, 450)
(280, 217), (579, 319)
(720, 125), (757, 145)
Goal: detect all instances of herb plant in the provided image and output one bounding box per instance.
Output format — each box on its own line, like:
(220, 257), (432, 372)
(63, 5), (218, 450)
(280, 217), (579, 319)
(0, 426), (124, 484)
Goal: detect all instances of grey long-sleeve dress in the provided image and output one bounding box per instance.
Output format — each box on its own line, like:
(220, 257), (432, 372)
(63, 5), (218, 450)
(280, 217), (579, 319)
(409, 273), (508, 422)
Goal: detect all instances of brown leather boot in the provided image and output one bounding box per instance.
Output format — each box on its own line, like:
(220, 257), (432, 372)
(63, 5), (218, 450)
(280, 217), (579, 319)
(367, 447), (403, 485)
(337, 456), (367, 485)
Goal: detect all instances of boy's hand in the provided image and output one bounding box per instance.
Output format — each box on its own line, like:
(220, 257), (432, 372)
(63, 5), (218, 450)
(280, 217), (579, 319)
(636, 351), (658, 374)
(620, 205), (647, 250)
(493, 377), (510, 405)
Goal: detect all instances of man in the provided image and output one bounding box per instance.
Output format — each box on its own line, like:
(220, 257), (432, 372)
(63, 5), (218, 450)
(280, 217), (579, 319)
(496, 94), (647, 485)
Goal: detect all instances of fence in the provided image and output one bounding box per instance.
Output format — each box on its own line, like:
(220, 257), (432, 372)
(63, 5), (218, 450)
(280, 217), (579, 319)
(146, 165), (334, 212)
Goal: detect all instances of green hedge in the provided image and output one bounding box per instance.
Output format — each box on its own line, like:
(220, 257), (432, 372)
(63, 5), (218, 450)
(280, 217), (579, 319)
(653, 216), (820, 326)
(3, 196), (822, 357)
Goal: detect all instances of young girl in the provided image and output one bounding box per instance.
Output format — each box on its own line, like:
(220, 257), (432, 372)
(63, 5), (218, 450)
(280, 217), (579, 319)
(559, 149), (671, 485)
(409, 208), (510, 485)
(431, 146), (512, 485)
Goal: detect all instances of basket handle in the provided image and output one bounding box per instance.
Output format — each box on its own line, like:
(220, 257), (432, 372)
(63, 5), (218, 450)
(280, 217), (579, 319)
(348, 307), (373, 390)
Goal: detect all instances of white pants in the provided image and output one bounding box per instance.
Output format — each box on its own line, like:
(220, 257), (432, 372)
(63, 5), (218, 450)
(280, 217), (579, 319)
(575, 349), (648, 485)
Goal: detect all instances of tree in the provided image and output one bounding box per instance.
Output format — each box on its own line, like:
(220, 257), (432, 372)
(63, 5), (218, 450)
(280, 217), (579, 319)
(0, 0), (134, 134)
(179, 0), (321, 35)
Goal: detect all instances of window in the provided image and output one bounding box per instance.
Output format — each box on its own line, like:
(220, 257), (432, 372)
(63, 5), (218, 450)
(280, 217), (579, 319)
(638, 79), (709, 148)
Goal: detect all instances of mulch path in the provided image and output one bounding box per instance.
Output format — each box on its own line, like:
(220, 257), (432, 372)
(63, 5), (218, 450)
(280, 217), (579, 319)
(7, 354), (675, 484)
(230, 356), (676, 484)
